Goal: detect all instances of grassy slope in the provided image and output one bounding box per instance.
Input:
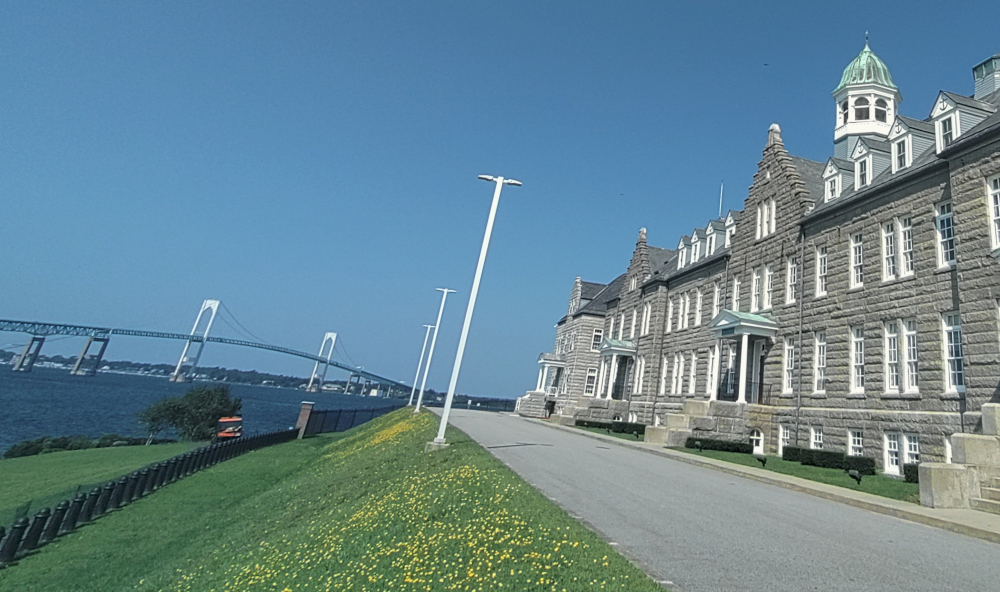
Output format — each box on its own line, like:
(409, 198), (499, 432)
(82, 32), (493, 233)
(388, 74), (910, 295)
(673, 448), (920, 502)
(0, 442), (199, 514)
(0, 410), (663, 592)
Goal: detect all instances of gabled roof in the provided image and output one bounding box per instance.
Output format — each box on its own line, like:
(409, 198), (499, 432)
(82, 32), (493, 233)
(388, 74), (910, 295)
(824, 157), (854, 176)
(580, 281), (606, 301)
(707, 309), (778, 338)
(574, 273), (626, 317)
(935, 91), (998, 115)
(789, 155), (825, 202)
(895, 115), (934, 135)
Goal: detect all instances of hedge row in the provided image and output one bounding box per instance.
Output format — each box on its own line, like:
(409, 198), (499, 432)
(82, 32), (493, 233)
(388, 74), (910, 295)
(574, 420), (646, 438)
(783, 446), (877, 475)
(903, 463), (920, 483)
(684, 437), (753, 454)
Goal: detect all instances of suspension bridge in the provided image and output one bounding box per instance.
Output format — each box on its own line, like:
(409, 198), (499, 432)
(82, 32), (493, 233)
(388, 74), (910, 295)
(0, 299), (409, 395)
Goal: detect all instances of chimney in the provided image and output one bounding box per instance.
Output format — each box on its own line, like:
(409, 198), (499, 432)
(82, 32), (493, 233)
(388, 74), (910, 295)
(973, 54), (1000, 100)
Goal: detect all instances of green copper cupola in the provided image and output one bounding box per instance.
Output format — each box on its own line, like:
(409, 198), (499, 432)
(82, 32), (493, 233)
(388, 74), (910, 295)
(832, 38), (902, 157)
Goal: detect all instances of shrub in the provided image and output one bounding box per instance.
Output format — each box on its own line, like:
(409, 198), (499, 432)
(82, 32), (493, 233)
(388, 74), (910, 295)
(684, 437), (752, 454)
(610, 422), (646, 437)
(801, 449), (845, 470)
(782, 446), (806, 463)
(3, 437), (47, 459)
(139, 385), (242, 441)
(903, 463), (920, 483)
(575, 419), (613, 430)
(842, 455), (877, 476)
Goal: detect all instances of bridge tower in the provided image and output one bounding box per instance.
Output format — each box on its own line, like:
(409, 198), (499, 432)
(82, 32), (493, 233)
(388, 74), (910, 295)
(305, 332), (337, 393)
(12, 336), (45, 372)
(71, 335), (111, 376)
(169, 299), (220, 382)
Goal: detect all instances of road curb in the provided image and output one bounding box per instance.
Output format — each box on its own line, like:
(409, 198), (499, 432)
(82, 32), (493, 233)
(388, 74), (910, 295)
(527, 417), (1000, 545)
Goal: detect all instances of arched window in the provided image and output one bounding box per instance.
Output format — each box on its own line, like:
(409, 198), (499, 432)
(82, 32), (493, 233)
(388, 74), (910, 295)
(840, 101), (849, 124)
(875, 98), (888, 122)
(854, 97), (870, 121)
(750, 429), (764, 455)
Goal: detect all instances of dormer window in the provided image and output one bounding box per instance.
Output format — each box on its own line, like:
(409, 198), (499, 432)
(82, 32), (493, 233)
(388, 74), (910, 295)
(679, 248), (687, 268)
(725, 226), (734, 248)
(854, 97), (870, 120)
(827, 176), (840, 200)
(894, 137), (909, 172)
(692, 240), (701, 262)
(874, 99), (888, 122)
(857, 158), (869, 188)
(940, 116), (954, 147)
(707, 233), (716, 255)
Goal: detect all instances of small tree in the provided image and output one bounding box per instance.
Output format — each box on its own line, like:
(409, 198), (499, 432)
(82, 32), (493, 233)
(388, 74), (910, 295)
(139, 385), (242, 442)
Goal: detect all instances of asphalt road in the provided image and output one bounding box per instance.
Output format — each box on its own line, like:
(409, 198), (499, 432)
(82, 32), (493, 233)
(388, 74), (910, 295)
(445, 410), (1000, 592)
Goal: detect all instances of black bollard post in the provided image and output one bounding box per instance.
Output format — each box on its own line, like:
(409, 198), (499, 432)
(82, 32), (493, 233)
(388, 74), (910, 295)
(59, 493), (87, 535)
(17, 508), (49, 557)
(166, 458), (179, 483)
(40, 501), (68, 545)
(148, 464), (162, 492)
(0, 517), (29, 568)
(94, 481), (115, 517)
(79, 488), (100, 523)
(108, 476), (128, 510)
(119, 472), (137, 506)
(134, 469), (149, 499)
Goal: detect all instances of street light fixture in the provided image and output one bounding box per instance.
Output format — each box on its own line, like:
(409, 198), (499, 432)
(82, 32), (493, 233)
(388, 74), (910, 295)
(408, 324), (435, 405)
(430, 174), (521, 448)
(414, 288), (455, 413)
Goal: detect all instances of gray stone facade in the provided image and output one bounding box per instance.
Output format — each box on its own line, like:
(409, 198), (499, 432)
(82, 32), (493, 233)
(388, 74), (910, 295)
(526, 44), (1000, 489)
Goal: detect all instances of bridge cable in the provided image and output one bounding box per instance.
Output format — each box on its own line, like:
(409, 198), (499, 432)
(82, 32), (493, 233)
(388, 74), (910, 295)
(218, 302), (272, 345)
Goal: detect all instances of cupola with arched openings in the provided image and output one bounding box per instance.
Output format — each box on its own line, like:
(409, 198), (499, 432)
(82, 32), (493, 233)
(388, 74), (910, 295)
(832, 39), (902, 158)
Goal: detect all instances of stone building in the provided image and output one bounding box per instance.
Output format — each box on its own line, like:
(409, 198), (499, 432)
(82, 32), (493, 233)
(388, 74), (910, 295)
(521, 43), (1000, 496)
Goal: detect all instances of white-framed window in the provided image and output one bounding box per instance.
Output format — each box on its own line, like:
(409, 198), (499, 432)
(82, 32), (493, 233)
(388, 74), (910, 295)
(671, 353), (683, 395)
(640, 302), (651, 336)
(608, 317), (615, 342)
(750, 429), (764, 455)
(751, 268), (761, 312)
(851, 233), (864, 288)
(733, 275), (741, 311)
(769, 198), (776, 235)
(938, 115), (955, 150)
(851, 325), (865, 393)
(786, 257), (799, 304)
(814, 331), (827, 393)
(764, 266), (773, 310)
(617, 313), (624, 340)
(885, 433), (901, 475)
(629, 308), (637, 339)
(875, 98), (888, 122)
(584, 368), (598, 395)
(630, 275), (638, 291)
(681, 293), (690, 330)
(936, 201), (956, 267)
(783, 338), (795, 393)
(706, 344), (718, 396)
(856, 157), (869, 188)
(815, 246), (828, 297)
(779, 425), (791, 456)
(882, 222), (897, 280)
(900, 218), (914, 277)
(943, 312), (965, 393)
(811, 426), (824, 450)
(666, 299), (673, 333)
(725, 226), (734, 247)
(849, 429), (864, 457)
(905, 319), (919, 392)
(688, 351), (697, 395)
(695, 290), (703, 326)
(707, 233), (716, 255)
(712, 282), (720, 318)
(826, 176), (840, 201)
(634, 356), (645, 395)
(659, 356), (668, 395)
(855, 97), (869, 120)
(692, 240), (701, 263)
(885, 321), (901, 392)
(905, 433), (920, 464)
(989, 175), (1000, 251)
(756, 204), (763, 240)
(894, 137), (909, 172)
(679, 248), (686, 269)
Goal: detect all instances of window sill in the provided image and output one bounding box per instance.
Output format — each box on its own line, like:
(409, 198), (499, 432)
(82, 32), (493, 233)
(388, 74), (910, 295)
(847, 285), (864, 293)
(991, 246), (1000, 261)
(815, 292), (828, 299)
(941, 390), (965, 400)
(882, 391), (921, 400)
(935, 264), (956, 275)
(847, 391), (867, 399)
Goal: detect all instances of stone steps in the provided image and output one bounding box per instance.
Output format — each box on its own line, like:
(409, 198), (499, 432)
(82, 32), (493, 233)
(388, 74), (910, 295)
(971, 497), (1000, 515)
(981, 487), (1000, 502)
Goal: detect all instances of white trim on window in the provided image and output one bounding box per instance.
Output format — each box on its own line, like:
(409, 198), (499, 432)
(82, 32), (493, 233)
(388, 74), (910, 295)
(783, 337), (795, 394)
(885, 433), (901, 475)
(900, 217), (914, 277)
(659, 355), (668, 395)
(786, 257), (799, 304)
(943, 312), (965, 393)
(882, 221), (897, 281)
(695, 290), (703, 326)
(706, 344), (718, 396)
(640, 302), (651, 336)
(856, 156), (871, 189)
(687, 350), (697, 395)
(989, 175), (1000, 251)
(764, 265), (773, 310)
(750, 429), (764, 455)
(779, 425), (790, 456)
(732, 275), (741, 311)
(893, 136), (910, 173)
(681, 293), (690, 330)
(937, 114), (957, 152)
(826, 175), (841, 201)
(712, 282), (721, 318)
(904, 433), (920, 465)
(936, 201), (956, 268)
(584, 368), (598, 396)
(849, 429), (864, 457)
(815, 246), (828, 297)
(666, 299), (673, 333)
(885, 321), (901, 392)
(751, 268), (761, 312)
(811, 426), (824, 450)
(851, 325), (865, 394)
(850, 233), (864, 289)
(814, 331), (827, 393)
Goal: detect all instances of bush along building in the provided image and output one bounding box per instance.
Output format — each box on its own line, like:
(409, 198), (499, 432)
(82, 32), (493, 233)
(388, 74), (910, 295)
(519, 43), (1000, 512)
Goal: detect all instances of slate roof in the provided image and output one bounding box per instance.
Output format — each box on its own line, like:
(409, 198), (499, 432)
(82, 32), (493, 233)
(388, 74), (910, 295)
(860, 138), (891, 153)
(580, 281), (606, 301)
(788, 155), (826, 201)
(574, 273), (626, 316)
(897, 115), (934, 134)
(939, 91), (998, 114)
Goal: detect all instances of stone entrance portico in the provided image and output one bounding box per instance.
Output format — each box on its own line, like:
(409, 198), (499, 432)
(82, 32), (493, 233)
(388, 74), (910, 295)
(708, 310), (777, 404)
(597, 338), (636, 401)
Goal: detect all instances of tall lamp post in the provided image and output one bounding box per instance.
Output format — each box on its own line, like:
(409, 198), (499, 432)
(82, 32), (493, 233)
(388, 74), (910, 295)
(414, 287), (455, 413)
(430, 174), (521, 448)
(408, 324), (435, 405)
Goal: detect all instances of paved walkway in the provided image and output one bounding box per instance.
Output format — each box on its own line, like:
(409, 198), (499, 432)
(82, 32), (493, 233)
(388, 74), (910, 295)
(444, 409), (1000, 592)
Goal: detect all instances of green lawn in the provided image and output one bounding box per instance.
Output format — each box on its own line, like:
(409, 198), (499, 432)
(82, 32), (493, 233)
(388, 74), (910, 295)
(0, 442), (199, 524)
(672, 447), (920, 503)
(0, 410), (664, 592)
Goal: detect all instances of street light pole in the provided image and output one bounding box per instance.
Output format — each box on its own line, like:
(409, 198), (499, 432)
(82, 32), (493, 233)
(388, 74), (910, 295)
(408, 324), (435, 405)
(414, 288), (455, 413)
(432, 174), (521, 446)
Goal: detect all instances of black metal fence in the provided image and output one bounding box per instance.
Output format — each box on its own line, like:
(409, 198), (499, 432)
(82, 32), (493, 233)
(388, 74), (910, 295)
(422, 397), (518, 413)
(0, 428), (297, 570)
(302, 401), (407, 436)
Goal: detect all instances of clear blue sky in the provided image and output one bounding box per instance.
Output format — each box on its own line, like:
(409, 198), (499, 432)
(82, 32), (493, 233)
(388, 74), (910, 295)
(2, 1), (998, 398)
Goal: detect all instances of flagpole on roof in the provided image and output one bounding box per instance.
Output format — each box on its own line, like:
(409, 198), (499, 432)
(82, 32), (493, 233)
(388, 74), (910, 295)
(718, 181), (724, 218)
